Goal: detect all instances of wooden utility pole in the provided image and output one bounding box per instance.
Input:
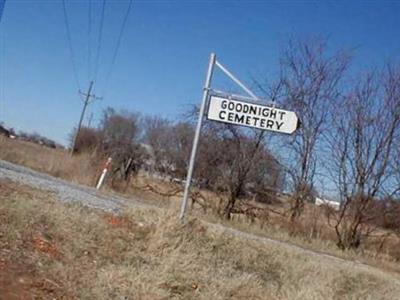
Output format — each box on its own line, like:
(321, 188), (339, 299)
(87, 112), (94, 128)
(70, 81), (100, 155)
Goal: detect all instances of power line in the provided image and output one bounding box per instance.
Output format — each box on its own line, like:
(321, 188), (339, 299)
(87, 0), (92, 82)
(102, 0), (133, 96)
(71, 81), (101, 155)
(94, 0), (106, 83)
(61, 0), (81, 91)
(0, 0), (6, 24)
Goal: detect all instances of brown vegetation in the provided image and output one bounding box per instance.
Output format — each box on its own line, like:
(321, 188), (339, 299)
(1, 180), (400, 299)
(2, 135), (400, 269)
(0, 135), (101, 186)
(2, 37), (400, 287)
(278, 38), (351, 222)
(325, 66), (400, 250)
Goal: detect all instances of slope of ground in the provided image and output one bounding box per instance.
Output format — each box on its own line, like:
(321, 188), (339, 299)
(0, 136), (99, 186)
(1, 136), (400, 268)
(1, 179), (400, 299)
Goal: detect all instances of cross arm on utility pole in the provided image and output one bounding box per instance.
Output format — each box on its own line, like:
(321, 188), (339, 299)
(70, 81), (101, 155)
(79, 89), (102, 102)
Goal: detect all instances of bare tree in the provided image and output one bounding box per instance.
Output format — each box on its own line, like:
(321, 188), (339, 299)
(391, 127), (400, 199)
(69, 126), (102, 153)
(325, 66), (400, 249)
(143, 116), (172, 173)
(99, 108), (147, 183)
(197, 120), (283, 219)
(143, 111), (283, 219)
(144, 118), (195, 178)
(20, 131), (58, 149)
(279, 38), (351, 221)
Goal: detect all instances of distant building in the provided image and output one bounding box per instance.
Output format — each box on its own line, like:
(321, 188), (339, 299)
(315, 196), (340, 211)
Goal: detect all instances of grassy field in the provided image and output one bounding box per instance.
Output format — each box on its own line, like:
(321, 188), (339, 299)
(124, 176), (400, 274)
(2, 136), (400, 295)
(0, 136), (101, 186)
(1, 179), (400, 299)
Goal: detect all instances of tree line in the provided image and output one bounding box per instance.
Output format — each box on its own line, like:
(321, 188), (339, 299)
(72, 37), (400, 251)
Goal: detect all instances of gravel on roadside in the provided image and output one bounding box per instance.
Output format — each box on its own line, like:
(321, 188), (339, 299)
(0, 159), (141, 213)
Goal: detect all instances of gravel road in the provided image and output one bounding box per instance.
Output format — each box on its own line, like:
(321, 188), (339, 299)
(0, 159), (140, 213)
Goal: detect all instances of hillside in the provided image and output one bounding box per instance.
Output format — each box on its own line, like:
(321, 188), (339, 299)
(1, 180), (400, 299)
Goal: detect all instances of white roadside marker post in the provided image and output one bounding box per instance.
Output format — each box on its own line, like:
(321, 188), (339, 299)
(96, 157), (112, 190)
(179, 53), (216, 220)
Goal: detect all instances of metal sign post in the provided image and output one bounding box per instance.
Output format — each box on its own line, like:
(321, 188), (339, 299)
(179, 53), (299, 220)
(179, 53), (216, 220)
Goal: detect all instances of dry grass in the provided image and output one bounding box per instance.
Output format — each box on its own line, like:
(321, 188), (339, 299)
(125, 176), (400, 273)
(1, 179), (400, 299)
(2, 136), (400, 278)
(0, 136), (101, 185)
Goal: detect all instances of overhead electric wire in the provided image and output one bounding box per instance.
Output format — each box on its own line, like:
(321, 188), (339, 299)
(61, 0), (82, 91)
(87, 0), (92, 82)
(102, 0), (133, 96)
(62, 0), (132, 99)
(0, 0), (6, 24)
(93, 0), (106, 83)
